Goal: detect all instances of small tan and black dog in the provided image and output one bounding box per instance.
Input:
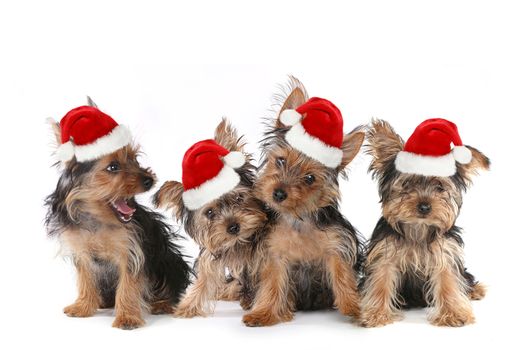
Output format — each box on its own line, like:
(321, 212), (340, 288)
(154, 119), (269, 317)
(242, 78), (365, 327)
(45, 100), (191, 329)
(360, 119), (489, 327)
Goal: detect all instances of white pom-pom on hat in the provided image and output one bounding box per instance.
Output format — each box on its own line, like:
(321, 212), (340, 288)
(223, 151), (246, 168)
(279, 109), (302, 126)
(453, 145), (472, 164)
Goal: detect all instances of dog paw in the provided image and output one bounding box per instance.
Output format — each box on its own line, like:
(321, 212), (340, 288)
(112, 315), (145, 330)
(174, 305), (206, 318)
(360, 310), (399, 328)
(338, 302), (361, 319)
(63, 302), (97, 317)
(150, 301), (174, 315)
(430, 310), (475, 327)
(469, 283), (487, 301)
(242, 310), (293, 327)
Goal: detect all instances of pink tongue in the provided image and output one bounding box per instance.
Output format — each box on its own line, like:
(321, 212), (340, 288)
(115, 199), (135, 215)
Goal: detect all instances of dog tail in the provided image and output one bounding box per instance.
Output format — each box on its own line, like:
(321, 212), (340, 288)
(134, 205), (192, 304)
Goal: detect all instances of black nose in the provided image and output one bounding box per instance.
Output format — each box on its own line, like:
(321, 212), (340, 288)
(227, 223), (240, 235)
(272, 188), (287, 203)
(417, 202), (432, 215)
(142, 176), (154, 191)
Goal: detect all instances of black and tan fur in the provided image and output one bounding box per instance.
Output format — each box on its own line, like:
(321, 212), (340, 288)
(242, 77), (365, 327)
(360, 119), (489, 327)
(45, 106), (191, 330)
(154, 119), (270, 317)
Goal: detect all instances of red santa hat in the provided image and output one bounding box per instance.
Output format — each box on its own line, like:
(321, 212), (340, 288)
(57, 106), (132, 162)
(395, 118), (472, 177)
(279, 97), (344, 168)
(181, 139), (246, 210)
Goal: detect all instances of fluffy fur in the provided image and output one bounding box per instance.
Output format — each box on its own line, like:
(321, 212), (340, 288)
(45, 113), (191, 330)
(242, 77), (365, 327)
(154, 119), (270, 317)
(360, 119), (489, 327)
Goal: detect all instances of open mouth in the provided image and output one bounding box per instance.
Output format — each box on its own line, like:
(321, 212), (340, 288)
(110, 199), (136, 223)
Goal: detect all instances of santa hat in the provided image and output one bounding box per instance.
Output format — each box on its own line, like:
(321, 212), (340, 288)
(395, 118), (472, 177)
(57, 106), (132, 162)
(181, 139), (246, 210)
(279, 97), (344, 168)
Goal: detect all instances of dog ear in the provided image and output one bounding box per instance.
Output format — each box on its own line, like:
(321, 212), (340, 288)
(153, 181), (185, 220)
(86, 96), (98, 108)
(338, 128), (365, 171)
(366, 119), (405, 175)
(214, 118), (245, 152)
(276, 77), (308, 128)
(47, 118), (62, 147)
(456, 146), (490, 184)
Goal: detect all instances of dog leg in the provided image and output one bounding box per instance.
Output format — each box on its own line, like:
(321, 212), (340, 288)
(174, 254), (221, 318)
(360, 259), (402, 327)
(112, 262), (145, 330)
(242, 257), (292, 327)
(325, 254), (360, 318)
(63, 257), (100, 317)
(428, 266), (475, 327)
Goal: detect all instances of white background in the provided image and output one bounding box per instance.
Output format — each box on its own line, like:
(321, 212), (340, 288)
(0, 1), (523, 349)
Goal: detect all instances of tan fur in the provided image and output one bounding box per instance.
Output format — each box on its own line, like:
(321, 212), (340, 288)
(469, 283), (487, 300)
(246, 77), (363, 326)
(325, 254), (360, 317)
(427, 264), (475, 327)
(214, 118), (245, 152)
(366, 119), (405, 174)
(63, 256), (100, 317)
(361, 232), (475, 327)
(242, 253), (293, 327)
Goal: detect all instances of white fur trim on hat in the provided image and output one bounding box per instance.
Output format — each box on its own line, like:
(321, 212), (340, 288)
(395, 151), (457, 177)
(280, 109), (302, 126)
(223, 151), (245, 168)
(56, 141), (75, 162)
(284, 123), (343, 168)
(182, 166), (241, 210)
(57, 125), (132, 163)
(452, 146), (472, 164)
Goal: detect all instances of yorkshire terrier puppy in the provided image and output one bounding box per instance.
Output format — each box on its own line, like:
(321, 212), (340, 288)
(242, 78), (365, 327)
(361, 119), (489, 327)
(154, 119), (269, 317)
(45, 101), (191, 329)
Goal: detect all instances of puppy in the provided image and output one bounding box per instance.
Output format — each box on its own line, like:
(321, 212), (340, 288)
(45, 101), (191, 329)
(360, 119), (489, 327)
(154, 119), (268, 317)
(242, 77), (365, 327)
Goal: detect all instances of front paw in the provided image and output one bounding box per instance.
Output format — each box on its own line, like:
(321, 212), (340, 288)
(174, 304), (206, 318)
(242, 310), (293, 327)
(360, 310), (399, 328)
(112, 315), (145, 330)
(430, 309), (475, 327)
(63, 302), (97, 317)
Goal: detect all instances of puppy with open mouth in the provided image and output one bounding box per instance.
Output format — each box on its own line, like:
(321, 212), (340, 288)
(45, 99), (191, 329)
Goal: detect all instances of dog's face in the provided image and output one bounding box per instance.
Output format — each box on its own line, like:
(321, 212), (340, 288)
(256, 81), (364, 217)
(256, 146), (341, 217)
(155, 119), (265, 254)
(62, 146), (155, 225)
(367, 119), (490, 232)
(188, 186), (266, 252)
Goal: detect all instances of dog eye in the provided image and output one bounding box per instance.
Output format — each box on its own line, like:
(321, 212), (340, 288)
(275, 157), (286, 168)
(304, 174), (316, 185)
(106, 162), (120, 173)
(235, 194), (244, 203)
(205, 208), (215, 220)
(436, 185), (445, 193)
